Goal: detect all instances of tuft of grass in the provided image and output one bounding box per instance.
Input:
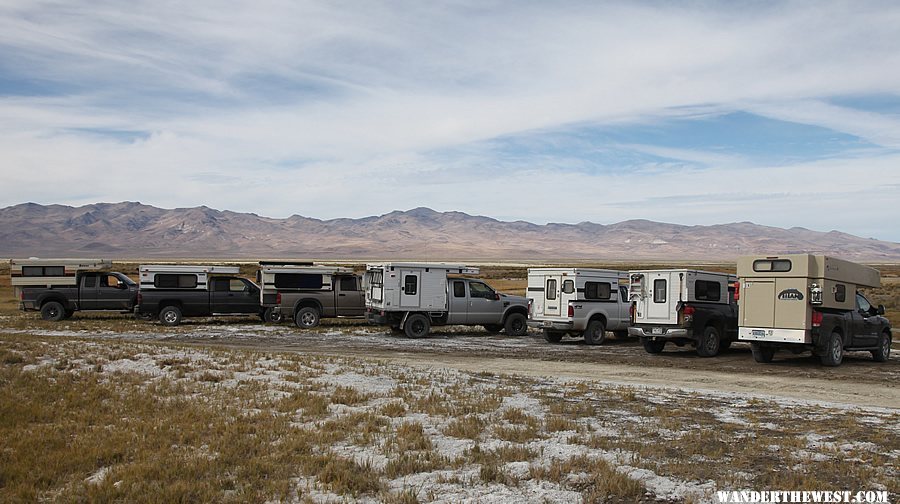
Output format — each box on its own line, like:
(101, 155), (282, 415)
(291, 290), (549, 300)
(330, 385), (371, 406)
(443, 415), (485, 440)
(378, 400), (407, 417)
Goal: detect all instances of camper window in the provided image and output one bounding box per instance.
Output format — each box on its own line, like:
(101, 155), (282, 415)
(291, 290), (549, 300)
(653, 279), (666, 303)
(339, 276), (359, 291)
(154, 274), (198, 289)
(547, 279), (557, 300)
(695, 280), (721, 302)
(453, 281), (466, 298)
(753, 259), (792, 272)
(274, 273), (323, 289)
(404, 275), (418, 295)
(584, 282), (611, 300)
(562, 280), (575, 294)
(22, 266), (65, 277)
(834, 284), (846, 303)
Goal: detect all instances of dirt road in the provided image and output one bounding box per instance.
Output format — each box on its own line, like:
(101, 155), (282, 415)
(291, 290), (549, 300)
(8, 318), (895, 408)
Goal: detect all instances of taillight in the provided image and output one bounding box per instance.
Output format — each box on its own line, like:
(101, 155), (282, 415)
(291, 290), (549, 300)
(276, 293), (282, 304)
(734, 281), (740, 301)
(567, 304), (574, 317)
(527, 299), (533, 316)
(629, 303), (635, 322)
(683, 305), (695, 316)
(812, 311), (823, 327)
(136, 292), (142, 304)
(20, 291), (25, 300)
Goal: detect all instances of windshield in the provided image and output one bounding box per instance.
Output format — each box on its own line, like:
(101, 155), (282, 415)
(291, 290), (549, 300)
(117, 274), (137, 286)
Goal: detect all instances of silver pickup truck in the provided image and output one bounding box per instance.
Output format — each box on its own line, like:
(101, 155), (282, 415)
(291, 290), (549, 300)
(364, 263), (528, 338)
(526, 268), (631, 344)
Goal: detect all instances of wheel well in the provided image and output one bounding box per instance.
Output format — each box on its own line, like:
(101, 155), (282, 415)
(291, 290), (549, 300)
(705, 318), (723, 331)
(502, 307), (527, 323)
(39, 296), (67, 308)
(159, 300), (183, 311)
(589, 313), (607, 326)
(295, 299), (323, 315)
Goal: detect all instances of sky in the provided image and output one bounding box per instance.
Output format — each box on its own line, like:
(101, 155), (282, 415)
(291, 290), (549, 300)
(1, 1), (899, 240)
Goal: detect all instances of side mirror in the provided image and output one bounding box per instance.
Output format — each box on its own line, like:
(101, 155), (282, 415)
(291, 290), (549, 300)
(494, 293), (500, 301)
(877, 305), (885, 316)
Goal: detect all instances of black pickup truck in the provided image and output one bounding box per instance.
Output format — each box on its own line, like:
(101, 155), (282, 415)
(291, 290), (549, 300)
(19, 271), (138, 321)
(136, 276), (262, 326)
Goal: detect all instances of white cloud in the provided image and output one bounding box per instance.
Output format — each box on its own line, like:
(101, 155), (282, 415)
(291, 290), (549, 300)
(0, 1), (899, 240)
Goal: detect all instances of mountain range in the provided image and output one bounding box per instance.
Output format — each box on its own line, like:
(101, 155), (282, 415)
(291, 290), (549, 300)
(1, 202), (898, 261)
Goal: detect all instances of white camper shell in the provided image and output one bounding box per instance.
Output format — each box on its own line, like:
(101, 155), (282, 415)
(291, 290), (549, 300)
(139, 265), (241, 291)
(629, 269), (736, 327)
(365, 263), (479, 312)
(526, 268), (631, 344)
(10, 258), (112, 297)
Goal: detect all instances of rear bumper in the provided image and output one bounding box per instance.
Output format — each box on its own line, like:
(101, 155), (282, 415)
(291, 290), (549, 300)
(738, 327), (809, 344)
(628, 326), (690, 339)
(527, 320), (574, 331)
(366, 311), (388, 325)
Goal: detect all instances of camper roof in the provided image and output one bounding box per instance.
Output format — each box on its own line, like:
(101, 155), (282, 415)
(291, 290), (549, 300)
(260, 264), (353, 275)
(10, 258), (112, 270)
(139, 265), (240, 275)
(367, 262), (480, 275)
(736, 254), (880, 288)
(529, 268), (624, 277)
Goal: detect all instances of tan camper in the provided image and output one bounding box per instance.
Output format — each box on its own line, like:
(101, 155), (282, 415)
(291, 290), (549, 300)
(737, 254), (891, 366)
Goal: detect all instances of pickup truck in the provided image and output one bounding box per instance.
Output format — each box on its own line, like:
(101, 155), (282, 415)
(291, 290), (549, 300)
(628, 269), (738, 356)
(19, 271), (138, 321)
(258, 267), (365, 328)
(136, 276), (263, 326)
(364, 263), (529, 338)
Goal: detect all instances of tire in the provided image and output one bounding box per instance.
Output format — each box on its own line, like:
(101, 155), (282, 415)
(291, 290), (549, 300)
(294, 307), (320, 329)
(751, 342), (775, 363)
(483, 324), (503, 333)
(404, 314), (430, 339)
(820, 331), (844, 367)
(40, 301), (65, 322)
(264, 308), (283, 324)
(583, 319), (606, 345)
(696, 326), (721, 357)
(642, 337), (665, 354)
(872, 332), (891, 362)
(504, 313), (528, 336)
(544, 329), (563, 343)
(159, 306), (182, 327)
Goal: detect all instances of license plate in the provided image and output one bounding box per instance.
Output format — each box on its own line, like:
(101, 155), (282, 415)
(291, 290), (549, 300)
(651, 327), (663, 335)
(751, 329), (766, 338)
(542, 321), (553, 327)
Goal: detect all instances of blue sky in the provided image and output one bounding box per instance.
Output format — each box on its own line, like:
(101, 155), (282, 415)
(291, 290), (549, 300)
(1, 1), (899, 240)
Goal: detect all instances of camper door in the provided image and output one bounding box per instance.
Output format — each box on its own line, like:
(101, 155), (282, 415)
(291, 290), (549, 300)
(646, 272), (677, 324)
(399, 270), (421, 307)
(542, 274), (562, 316)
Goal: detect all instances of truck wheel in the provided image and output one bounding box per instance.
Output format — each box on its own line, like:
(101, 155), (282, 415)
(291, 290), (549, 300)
(642, 337), (665, 354)
(159, 306), (182, 326)
(40, 301), (65, 322)
(264, 308), (283, 324)
(504, 313), (528, 336)
(295, 307), (320, 328)
(404, 314), (430, 339)
(751, 343), (775, 363)
(583, 319), (606, 345)
(872, 331), (891, 362)
(483, 324), (503, 333)
(820, 331), (844, 367)
(544, 329), (563, 343)
(696, 326), (721, 357)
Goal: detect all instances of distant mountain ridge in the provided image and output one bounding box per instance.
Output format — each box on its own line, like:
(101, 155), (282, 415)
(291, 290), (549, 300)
(1, 202), (899, 260)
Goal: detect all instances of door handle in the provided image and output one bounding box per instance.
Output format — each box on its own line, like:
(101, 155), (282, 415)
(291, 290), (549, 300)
(339, 293), (346, 297)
